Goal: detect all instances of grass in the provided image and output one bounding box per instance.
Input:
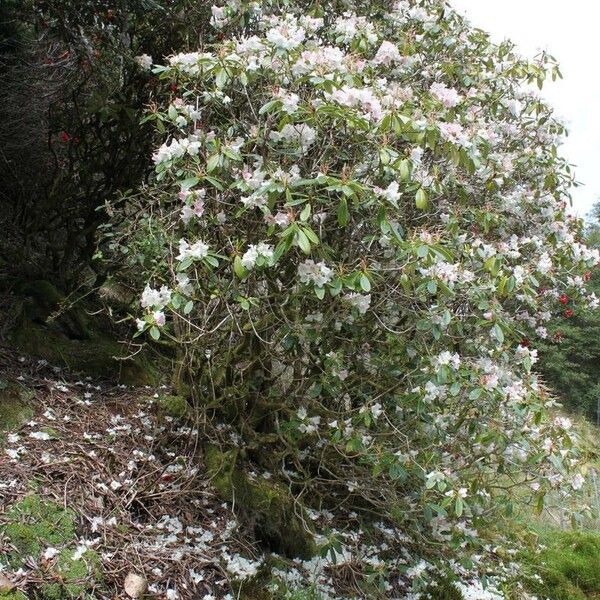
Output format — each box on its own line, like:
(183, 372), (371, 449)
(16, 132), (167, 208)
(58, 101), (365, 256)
(521, 529), (600, 600)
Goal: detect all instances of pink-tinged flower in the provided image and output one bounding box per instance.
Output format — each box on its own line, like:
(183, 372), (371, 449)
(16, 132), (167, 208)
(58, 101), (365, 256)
(430, 82), (462, 108)
(372, 41), (402, 66)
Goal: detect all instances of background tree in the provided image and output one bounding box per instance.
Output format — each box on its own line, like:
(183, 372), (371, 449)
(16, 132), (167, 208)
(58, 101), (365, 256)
(0, 0), (213, 290)
(537, 201), (600, 419)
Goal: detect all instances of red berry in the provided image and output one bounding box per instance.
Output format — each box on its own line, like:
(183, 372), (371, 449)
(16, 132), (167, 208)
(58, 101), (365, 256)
(170, 83), (178, 92)
(564, 309), (573, 318)
(60, 131), (70, 143)
(559, 294), (568, 305)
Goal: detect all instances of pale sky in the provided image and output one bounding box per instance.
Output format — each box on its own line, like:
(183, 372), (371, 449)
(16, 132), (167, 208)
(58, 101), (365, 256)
(451, 0), (600, 219)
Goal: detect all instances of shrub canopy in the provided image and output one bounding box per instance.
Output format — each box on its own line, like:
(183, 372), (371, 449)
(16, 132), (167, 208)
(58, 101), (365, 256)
(112, 0), (600, 595)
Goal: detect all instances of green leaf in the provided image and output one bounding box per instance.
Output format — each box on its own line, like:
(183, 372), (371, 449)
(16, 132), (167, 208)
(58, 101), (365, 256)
(360, 274), (371, 292)
(492, 323), (504, 344)
(206, 154), (220, 173)
(425, 476), (437, 489)
(204, 255), (219, 268)
(178, 257), (193, 271)
(259, 99), (280, 115)
(302, 227), (320, 245)
(150, 326), (160, 341)
(455, 497), (464, 517)
(215, 68), (228, 88)
(299, 203), (311, 222)
(296, 229), (311, 254)
(337, 197), (349, 226)
(415, 188), (429, 210)
(399, 159), (410, 181)
(469, 388), (482, 400)
(183, 300), (194, 315)
(180, 177), (200, 191)
(535, 492), (545, 515)
(233, 255), (247, 279)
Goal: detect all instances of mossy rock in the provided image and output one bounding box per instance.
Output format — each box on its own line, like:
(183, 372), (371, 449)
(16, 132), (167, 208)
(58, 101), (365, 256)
(15, 280), (91, 340)
(11, 320), (160, 386)
(98, 279), (135, 310)
(6, 279), (162, 386)
(0, 382), (33, 435)
(205, 445), (316, 559)
(156, 394), (190, 419)
(2, 495), (77, 562)
(237, 579), (274, 600)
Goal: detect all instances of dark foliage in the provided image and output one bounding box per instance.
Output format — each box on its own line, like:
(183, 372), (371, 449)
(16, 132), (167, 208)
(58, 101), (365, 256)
(0, 0), (212, 289)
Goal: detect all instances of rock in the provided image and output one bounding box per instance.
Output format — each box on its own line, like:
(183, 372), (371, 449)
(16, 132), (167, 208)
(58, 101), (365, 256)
(10, 319), (161, 386)
(156, 394), (190, 419)
(5, 278), (164, 386)
(0, 383), (33, 434)
(0, 573), (15, 593)
(124, 572), (148, 598)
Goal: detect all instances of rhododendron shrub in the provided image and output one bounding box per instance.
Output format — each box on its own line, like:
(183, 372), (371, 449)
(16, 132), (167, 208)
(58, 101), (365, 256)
(120, 0), (599, 593)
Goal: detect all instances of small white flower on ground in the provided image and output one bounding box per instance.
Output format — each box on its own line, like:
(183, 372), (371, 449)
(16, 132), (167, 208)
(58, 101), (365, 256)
(43, 547), (60, 560)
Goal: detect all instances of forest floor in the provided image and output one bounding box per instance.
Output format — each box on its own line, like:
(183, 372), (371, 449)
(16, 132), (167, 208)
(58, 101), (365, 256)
(0, 347), (258, 600)
(4, 345), (600, 600)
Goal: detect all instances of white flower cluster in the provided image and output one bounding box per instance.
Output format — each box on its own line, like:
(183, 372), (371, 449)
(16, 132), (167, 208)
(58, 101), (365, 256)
(141, 284), (171, 309)
(298, 260), (334, 287)
(177, 238), (210, 262)
(241, 242), (274, 270)
(152, 136), (201, 164)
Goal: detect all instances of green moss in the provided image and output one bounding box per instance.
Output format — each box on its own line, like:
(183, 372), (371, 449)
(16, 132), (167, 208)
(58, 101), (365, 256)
(40, 549), (102, 599)
(237, 572), (324, 600)
(206, 446), (316, 559)
(157, 394), (190, 419)
(237, 579), (274, 600)
(1, 496), (103, 598)
(523, 530), (600, 600)
(0, 383), (33, 435)
(2, 496), (77, 562)
(0, 592), (28, 600)
(261, 576), (323, 600)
